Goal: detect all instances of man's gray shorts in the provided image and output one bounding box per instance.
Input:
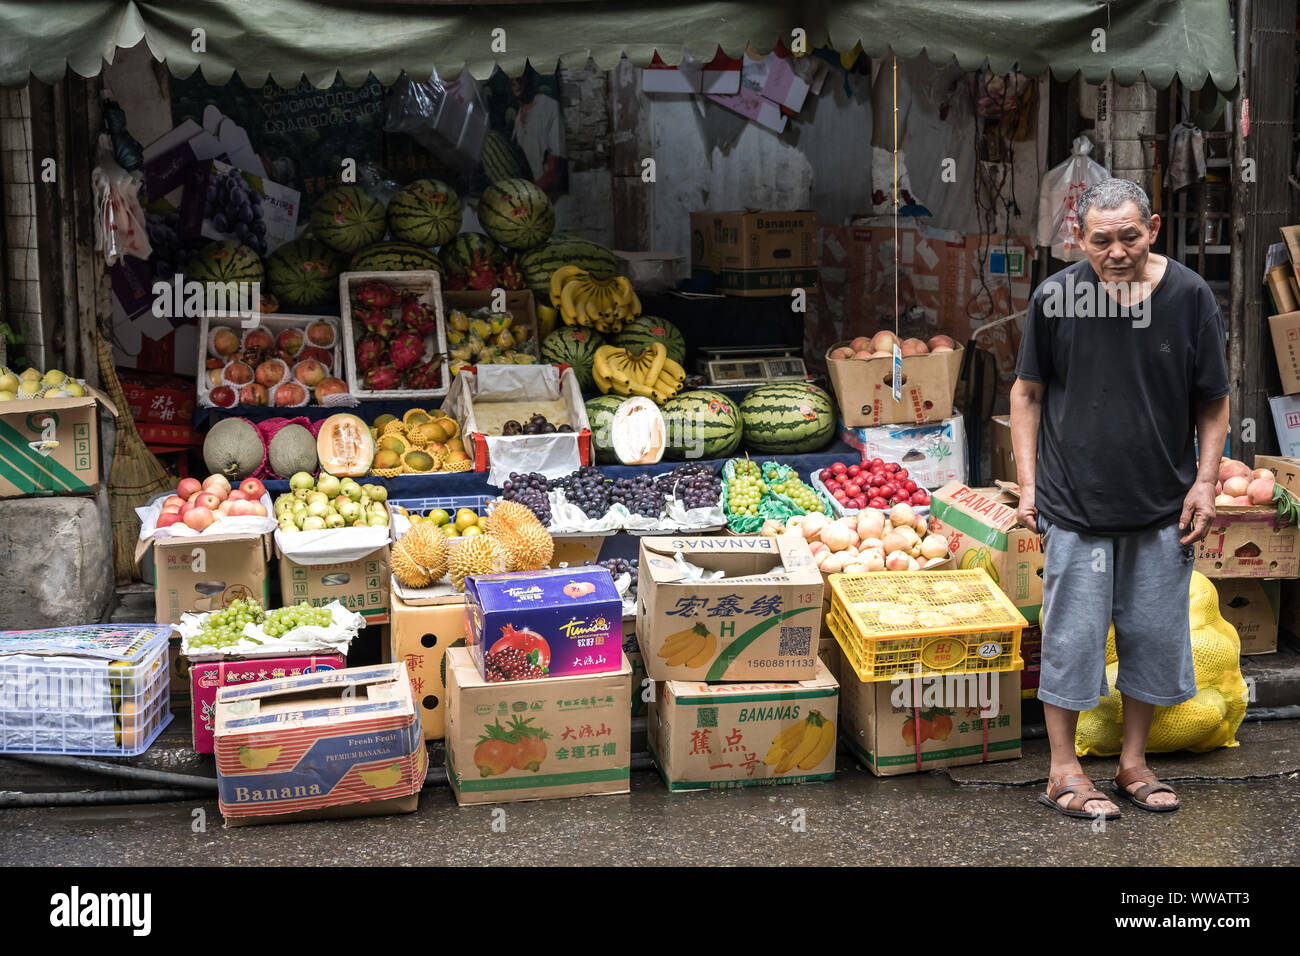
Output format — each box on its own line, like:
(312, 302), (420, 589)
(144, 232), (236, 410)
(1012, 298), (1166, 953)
(1037, 514), (1198, 711)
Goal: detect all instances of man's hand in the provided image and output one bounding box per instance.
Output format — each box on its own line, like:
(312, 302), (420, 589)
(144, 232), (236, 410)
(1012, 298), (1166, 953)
(1017, 486), (1038, 534)
(1179, 479), (1216, 545)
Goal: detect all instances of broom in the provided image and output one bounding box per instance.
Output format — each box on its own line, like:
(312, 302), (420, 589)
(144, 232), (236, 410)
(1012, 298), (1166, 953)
(97, 331), (174, 585)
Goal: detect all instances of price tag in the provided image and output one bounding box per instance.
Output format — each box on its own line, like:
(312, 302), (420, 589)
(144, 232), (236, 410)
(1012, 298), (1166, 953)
(892, 343), (903, 402)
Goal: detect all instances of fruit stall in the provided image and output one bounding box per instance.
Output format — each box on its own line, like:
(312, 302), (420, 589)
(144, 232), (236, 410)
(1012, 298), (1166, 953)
(0, 1), (1266, 829)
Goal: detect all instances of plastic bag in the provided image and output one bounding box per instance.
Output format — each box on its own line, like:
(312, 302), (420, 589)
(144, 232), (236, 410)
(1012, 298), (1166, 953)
(92, 134), (151, 266)
(1035, 136), (1108, 261)
(384, 68), (489, 171)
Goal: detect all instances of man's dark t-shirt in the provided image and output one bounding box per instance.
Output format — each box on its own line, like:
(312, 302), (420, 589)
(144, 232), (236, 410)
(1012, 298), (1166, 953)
(1014, 257), (1230, 535)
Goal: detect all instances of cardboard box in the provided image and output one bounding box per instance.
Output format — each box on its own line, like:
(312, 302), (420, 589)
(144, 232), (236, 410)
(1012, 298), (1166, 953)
(838, 666), (1021, 776)
(168, 634), (191, 711)
(152, 532), (272, 625)
(388, 595), (464, 739)
(991, 415), (1016, 483)
(637, 535), (823, 681)
(838, 415), (968, 488)
(117, 371), (196, 426)
(190, 653), (345, 753)
(1213, 578), (1279, 656)
(443, 647), (632, 806)
(214, 662), (424, 826)
(1195, 508), (1300, 578)
(1279, 580), (1300, 641)
(277, 545), (392, 626)
(0, 389), (117, 498)
(689, 210), (818, 296)
(1268, 311), (1300, 396)
(825, 345), (964, 428)
(1269, 395), (1300, 458)
(1282, 224), (1300, 288)
(647, 660), (839, 791)
(465, 566), (622, 681)
(928, 483), (1044, 622)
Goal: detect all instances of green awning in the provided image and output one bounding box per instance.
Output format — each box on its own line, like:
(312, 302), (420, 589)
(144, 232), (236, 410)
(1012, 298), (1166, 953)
(0, 0), (1238, 91)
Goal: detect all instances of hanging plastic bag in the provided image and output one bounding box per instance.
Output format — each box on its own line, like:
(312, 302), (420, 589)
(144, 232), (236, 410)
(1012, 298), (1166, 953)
(384, 68), (489, 171)
(1035, 135), (1108, 261)
(92, 133), (151, 266)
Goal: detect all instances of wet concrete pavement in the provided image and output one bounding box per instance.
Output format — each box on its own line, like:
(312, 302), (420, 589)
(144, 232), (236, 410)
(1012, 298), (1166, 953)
(3, 723), (1298, 867)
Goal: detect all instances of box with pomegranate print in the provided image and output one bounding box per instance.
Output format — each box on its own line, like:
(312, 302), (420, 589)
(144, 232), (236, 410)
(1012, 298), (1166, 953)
(444, 646), (631, 806)
(189, 652), (345, 753)
(464, 566), (622, 683)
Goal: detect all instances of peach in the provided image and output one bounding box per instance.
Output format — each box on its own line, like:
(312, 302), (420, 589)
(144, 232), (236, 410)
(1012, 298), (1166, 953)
(1253, 468), (1275, 482)
(1248, 477), (1275, 505)
(928, 334), (957, 351)
(1232, 496), (1251, 505)
(830, 346), (855, 360)
(1222, 476), (1249, 498)
(871, 331), (897, 353)
(850, 336), (872, 353)
(854, 350), (874, 360)
(900, 337), (929, 356)
(872, 350), (892, 358)
(1218, 458), (1252, 483)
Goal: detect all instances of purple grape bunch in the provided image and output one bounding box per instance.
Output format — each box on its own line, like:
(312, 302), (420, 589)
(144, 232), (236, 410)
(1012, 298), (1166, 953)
(656, 462), (722, 510)
(555, 466), (611, 519)
(145, 210), (205, 280)
(609, 474), (664, 519)
(502, 471), (552, 526)
(204, 168), (267, 256)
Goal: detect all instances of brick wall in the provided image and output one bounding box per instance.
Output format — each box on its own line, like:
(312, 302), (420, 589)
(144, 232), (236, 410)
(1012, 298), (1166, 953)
(1093, 79), (1158, 195)
(1, 86), (42, 369)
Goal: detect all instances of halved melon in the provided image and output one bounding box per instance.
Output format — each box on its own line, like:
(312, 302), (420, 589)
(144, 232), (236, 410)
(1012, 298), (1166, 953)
(317, 413), (375, 477)
(611, 397), (666, 466)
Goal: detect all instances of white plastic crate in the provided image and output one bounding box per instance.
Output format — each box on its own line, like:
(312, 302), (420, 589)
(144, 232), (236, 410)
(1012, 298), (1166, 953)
(0, 625), (173, 756)
(340, 270), (450, 400)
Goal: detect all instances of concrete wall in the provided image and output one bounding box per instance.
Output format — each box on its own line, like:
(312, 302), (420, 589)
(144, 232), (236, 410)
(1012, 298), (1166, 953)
(1, 86), (43, 370)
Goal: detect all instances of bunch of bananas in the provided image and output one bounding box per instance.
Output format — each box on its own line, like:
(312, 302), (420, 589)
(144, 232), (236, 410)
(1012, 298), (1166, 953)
(551, 265), (641, 334)
(592, 343), (686, 403)
(763, 711), (836, 774)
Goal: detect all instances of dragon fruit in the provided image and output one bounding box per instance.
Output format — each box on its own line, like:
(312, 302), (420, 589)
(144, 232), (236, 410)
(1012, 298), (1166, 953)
(390, 330), (425, 371)
(406, 359), (442, 391)
(400, 296), (436, 336)
(355, 334), (386, 373)
(499, 257), (527, 291)
(363, 363), (402, 391)
(355, 280), (398, 309)
(466, 269), (499, 292)
(357, 306), (399, 340)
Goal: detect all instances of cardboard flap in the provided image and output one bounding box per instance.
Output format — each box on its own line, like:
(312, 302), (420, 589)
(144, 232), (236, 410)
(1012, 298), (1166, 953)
(666, 659), (838, 700)
(218, 661), (405, 704)
(933, 482), (1023, 534)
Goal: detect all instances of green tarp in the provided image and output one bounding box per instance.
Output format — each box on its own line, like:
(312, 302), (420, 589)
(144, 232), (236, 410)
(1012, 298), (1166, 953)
(0, 0), (1237, 90)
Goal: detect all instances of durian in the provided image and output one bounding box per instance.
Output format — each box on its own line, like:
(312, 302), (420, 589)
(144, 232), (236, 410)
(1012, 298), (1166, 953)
(450, 535), (503, 592)
(392, 543), (432, 589)
(403, 522), (450, 580)
(485, 500), (554, 572)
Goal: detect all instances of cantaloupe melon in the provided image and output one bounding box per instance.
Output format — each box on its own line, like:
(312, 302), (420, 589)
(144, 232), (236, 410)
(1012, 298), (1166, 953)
(203, 418), (265, 481)
(316, 413), (375, 477)
(267, 423), (319, 478)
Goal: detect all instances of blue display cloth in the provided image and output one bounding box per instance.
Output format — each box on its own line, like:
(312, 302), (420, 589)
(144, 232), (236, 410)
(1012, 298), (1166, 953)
(263, 439), (863, 495)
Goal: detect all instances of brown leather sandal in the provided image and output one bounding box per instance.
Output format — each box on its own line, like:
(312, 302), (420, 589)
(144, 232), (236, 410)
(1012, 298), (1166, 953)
(1115, 766), (1180, 813)
(1038, 773), (1121, 820)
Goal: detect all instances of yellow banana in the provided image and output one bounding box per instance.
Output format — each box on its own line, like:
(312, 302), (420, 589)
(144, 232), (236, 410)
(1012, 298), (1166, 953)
(764, 743), (788, 766)
(645, 342), (667, 385)
(592, 362), (612, 392)
(549, 265), (586, 306)
(663, 357), (687, 381)
(665, 633), (706, 667)
(606, 351), (632, 389)
(628, 287), (642, 316)
(611, 276), (634, 306)
(559, 280), (584, 325)
(628, 382), (655, 398)
(798, 718), (836, 770)
(592, 347), (616, 390)
(659, 623), (709, 658)
(655, 372), (682, 393)
(684, 632), (716, 668)
(779, 719), (824, 774)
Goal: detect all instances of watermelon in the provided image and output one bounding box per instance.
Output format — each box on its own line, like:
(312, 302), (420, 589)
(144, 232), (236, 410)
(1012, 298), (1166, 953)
(585, 395), (626, 464)
(442, 232), (506, 279)
(388, 178), (461, 247)
(186, 241), (264, 285)
(350, 241), (443, 273)
(310, 186), (387, 253)
(481, 130), (526, 184)
(612, 316), (686, 366)
(661, 390), (742, 461)
(478, 178), (556, 251)
(265, 238), (340, 310)
(518, 234), (619, 298)
(739, 383), (835, 454)
(541, 327), (605, 390)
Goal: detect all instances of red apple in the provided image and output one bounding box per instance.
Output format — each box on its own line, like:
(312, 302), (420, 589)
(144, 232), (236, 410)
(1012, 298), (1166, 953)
(240, 477), (266, 500)
(229, 499), (255, 517)
(247, 502), (268, 518)
(217, 501), (234, 516)
(227, 489), (249, 502)
(203, 475), (231, 497)
(195, 491), (222, 511)
(177, 477), (202, 500)
(156, 512), (182, 528)
(162, 494), (185, 510)
(183, 507), (215, 532)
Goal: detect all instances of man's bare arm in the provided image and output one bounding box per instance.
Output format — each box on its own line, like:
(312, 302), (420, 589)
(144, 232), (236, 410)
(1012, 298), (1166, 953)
(1010, 378), (1044, 532)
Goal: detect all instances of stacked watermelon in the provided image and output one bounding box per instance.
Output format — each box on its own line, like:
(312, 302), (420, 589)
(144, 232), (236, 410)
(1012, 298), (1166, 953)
(479, 178), (555, 252)
(266, 238), (340, 310)
(660, 390), (742, 461)
(541, 326), (605, 390)
(481, 130), (527, 185)
(311, 186), (387, 254)
(350, 242), (443, 273)
(187, 241), (264, 285)
(519, 234), (619, 302)
(388, 178), (462, 247)
(612, 316), (686, 366)
(440, 232), (525, 291)
(739, 383), (835, 454)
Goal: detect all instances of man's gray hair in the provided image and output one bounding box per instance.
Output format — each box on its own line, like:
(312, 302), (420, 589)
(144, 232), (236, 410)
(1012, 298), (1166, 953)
(1076, 178), (1153, 231)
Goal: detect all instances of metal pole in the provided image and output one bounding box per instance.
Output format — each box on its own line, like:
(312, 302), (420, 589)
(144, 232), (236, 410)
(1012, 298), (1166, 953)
(1228, 0), (1250, 459)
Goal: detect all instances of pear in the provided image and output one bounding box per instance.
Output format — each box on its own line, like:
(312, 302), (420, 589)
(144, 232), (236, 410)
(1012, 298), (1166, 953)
(0, 391), (14, 402)
(62, 381), (85, 397)
(41, 369), (67, 388)
(19, 368), (41, 383)
(18, 380), (43, 396)
(0, 372), (18, 393)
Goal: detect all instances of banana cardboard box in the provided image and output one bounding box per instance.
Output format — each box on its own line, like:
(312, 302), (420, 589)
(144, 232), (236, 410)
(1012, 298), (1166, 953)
(647, 660), (839, 791)
(837, 657), (1021, 777)
(637, 534), (823, 682)
(444, 647), (632, 806)
(191, 653), (345, 754)
(213, 662), (424, 827)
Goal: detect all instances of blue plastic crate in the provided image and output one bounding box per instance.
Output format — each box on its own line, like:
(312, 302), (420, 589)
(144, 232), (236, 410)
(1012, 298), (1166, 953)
(0, 624), (174, 757)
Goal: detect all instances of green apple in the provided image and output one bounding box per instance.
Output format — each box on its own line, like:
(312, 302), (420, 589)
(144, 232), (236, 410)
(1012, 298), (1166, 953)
(316, 473), (341, 498)
(289, 472), (315, 492)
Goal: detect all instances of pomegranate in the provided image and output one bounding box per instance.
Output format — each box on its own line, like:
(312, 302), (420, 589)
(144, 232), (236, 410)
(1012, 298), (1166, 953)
(276, 328), (305, 356)
(242, 328), (273, 351)
(297, 344), (334, 369)
(293, 358), (328, 387)
(305, 320), (337, 348)
(314, 377), (349, 402)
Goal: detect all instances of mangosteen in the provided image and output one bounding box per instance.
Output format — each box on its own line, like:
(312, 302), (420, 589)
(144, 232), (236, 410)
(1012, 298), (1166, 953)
(541, 423), (557, 434)
(503, 420), (522, 436)
(557, 424), (573, 433)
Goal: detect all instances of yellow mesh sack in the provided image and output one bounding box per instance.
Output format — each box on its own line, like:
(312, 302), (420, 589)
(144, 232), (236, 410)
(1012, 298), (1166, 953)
(1076, 571), (1248, 757)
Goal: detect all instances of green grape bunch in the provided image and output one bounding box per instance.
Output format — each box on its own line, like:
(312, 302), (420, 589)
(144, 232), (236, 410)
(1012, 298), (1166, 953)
(772, 477), (825, 515)
(190, 597), (266, 649)
(727, 474), (767, 516)
(263, 602), (333, 639)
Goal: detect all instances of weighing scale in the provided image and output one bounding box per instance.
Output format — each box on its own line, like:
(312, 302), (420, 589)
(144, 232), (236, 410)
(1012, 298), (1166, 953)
(697, 346), (809, 387)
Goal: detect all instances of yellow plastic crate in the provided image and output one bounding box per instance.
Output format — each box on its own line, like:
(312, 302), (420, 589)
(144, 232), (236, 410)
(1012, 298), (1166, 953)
(826, 569), (1026, 681)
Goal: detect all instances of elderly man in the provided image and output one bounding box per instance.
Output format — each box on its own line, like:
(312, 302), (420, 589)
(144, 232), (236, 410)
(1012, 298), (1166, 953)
(1010, 178), (1230, 819)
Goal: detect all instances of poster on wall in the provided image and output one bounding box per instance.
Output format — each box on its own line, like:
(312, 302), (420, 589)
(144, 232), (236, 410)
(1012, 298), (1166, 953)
(481, 64), (569, 197)
(169, 72), (388, 215)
